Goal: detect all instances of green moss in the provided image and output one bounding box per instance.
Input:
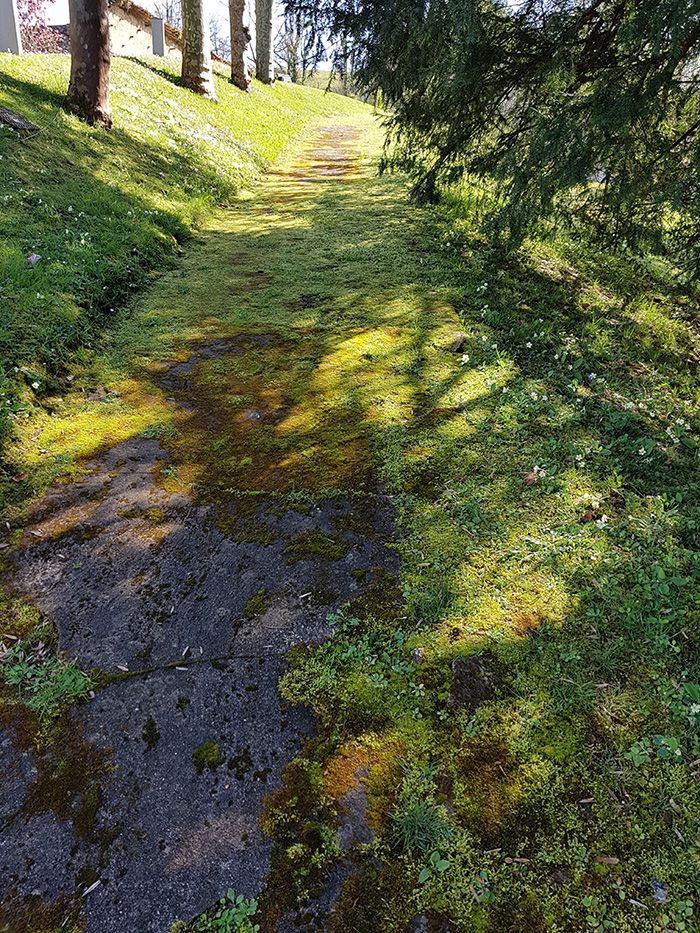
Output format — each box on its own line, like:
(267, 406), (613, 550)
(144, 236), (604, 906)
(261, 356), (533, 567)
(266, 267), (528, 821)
(192, 740), (225, 776)
(0, 893), (84, 933)
(74, 782), (100, 842)
(142, 716), (161, 752)
(243, 589), (267, 620)
(215, 497), (279, 546)
(283, 530), (350, 564)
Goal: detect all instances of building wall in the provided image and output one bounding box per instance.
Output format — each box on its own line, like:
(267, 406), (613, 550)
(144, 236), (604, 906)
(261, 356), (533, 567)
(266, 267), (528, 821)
(108, 6), (181, 59)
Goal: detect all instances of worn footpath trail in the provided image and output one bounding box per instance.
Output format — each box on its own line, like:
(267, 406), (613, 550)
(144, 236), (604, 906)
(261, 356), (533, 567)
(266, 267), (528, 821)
(0, 114), (463, 932)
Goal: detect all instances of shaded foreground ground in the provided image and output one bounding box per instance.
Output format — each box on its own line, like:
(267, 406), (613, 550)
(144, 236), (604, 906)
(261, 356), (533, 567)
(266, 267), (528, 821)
(0, 121), (413, 931)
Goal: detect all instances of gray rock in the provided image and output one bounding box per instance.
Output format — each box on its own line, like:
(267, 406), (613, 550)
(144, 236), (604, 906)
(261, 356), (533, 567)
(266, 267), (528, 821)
(447, 655), (497, 710)
(446, 333), (468, 353)
(336, 764), (374, 851)
(2, 435), (399, 933)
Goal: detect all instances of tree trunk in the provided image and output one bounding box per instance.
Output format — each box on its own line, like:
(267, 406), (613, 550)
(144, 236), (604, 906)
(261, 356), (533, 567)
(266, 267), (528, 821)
(181, 0), (216, 99)
(66, 0), (111, 128)
(255, 0), (274, 85)
(229, 0), (250, 91)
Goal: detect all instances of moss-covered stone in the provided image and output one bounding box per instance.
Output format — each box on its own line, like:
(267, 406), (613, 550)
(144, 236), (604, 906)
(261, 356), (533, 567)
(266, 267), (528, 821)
(142, 716), (161, 752)
(242, 588), (267, 620)
(192, 740), (225, 776)
(283, 529), (350, 564)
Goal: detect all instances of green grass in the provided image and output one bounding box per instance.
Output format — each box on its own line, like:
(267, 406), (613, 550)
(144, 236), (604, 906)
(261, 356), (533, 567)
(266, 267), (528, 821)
(0, 54), (367, 444)
(272, 181), (700, 930)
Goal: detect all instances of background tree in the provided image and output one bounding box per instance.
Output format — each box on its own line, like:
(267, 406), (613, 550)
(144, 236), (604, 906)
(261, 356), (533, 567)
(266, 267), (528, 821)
(66, 0), (111, 128)
(210, 13), (231, 59)
(287, 0), (700, 275)
(228, 0), (251, 90)
(275, 10), (316, 83)
(153, 0), (182, 30)
(255, 0), (274, 83)
(181, 0), (217, 98)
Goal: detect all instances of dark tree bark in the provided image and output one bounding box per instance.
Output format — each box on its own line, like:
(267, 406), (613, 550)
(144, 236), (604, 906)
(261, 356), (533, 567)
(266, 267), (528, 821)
(229, 0), (251, 91)
(255, 0), (274, 84)
(181, 0), (216, 99)
(66, 0), (112, 128)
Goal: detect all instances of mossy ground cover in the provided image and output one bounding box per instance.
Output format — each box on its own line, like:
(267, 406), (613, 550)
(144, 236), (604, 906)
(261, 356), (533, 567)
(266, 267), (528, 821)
(267, 184), (700, 929)
(1, 56), (700, 933)
(0, 53), (365, 469)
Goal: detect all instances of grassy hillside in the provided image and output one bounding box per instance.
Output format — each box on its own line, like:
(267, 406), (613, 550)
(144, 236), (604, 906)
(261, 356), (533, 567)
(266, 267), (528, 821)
(0, 54), (367, 443)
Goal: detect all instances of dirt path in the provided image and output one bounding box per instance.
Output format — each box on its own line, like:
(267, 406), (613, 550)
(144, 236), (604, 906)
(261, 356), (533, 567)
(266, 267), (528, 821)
(0, 121), (422, 932)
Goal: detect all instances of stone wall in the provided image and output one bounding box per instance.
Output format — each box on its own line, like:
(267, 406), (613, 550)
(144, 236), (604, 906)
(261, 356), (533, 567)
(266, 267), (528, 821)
(109, 2), (182, 59)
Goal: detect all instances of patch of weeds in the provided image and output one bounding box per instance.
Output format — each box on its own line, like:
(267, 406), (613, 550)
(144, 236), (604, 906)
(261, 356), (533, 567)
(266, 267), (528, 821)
(3, 640), (93, 718)
(193, 889), (259, 933)
(392, 799), (454, 852)
(391, 762), (454, 852)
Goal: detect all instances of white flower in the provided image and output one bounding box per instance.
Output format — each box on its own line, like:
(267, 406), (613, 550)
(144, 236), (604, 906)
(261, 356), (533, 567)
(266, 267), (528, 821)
(32, 382), (39, 389)
(526, 342), (532, 349)
(460, 354), (470, 365)
(638, 447), (646, 456)
(690, 703), (700, 715)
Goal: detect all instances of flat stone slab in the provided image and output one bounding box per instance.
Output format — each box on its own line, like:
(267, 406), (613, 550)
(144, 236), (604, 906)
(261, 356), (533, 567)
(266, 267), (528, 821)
(1, 434), (399, 931)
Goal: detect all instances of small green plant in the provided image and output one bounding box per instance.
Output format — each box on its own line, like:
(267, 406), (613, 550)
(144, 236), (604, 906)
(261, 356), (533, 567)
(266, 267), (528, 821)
(653, 734), (683, 761)
(193, 889), (259, 933)
(4, 645), (93, 717)
(625, 738), (653, 767)
(582, 895), (615, 932)
(658, 898), (694, 932)
(391, 799), (454, 852)
(418, 850), (450, 883)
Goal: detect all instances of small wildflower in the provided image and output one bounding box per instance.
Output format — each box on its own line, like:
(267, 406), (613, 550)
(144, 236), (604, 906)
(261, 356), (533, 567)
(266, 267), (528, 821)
(526, 342), (532, 349)
(31, 382), (39, 389)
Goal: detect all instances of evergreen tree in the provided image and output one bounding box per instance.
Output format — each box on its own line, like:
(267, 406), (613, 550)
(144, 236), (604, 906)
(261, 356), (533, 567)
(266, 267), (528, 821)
(288, 0), (700, 272)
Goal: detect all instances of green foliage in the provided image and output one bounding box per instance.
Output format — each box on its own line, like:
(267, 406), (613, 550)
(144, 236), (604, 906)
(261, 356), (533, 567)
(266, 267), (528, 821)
(391, 762), (455, 852)
(392, 798), (454, 852)
(418, 850), (450, 883)
(290, 0), (700, 275)
(193, 889), (259, 933)
(3, 642), (93, 717)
